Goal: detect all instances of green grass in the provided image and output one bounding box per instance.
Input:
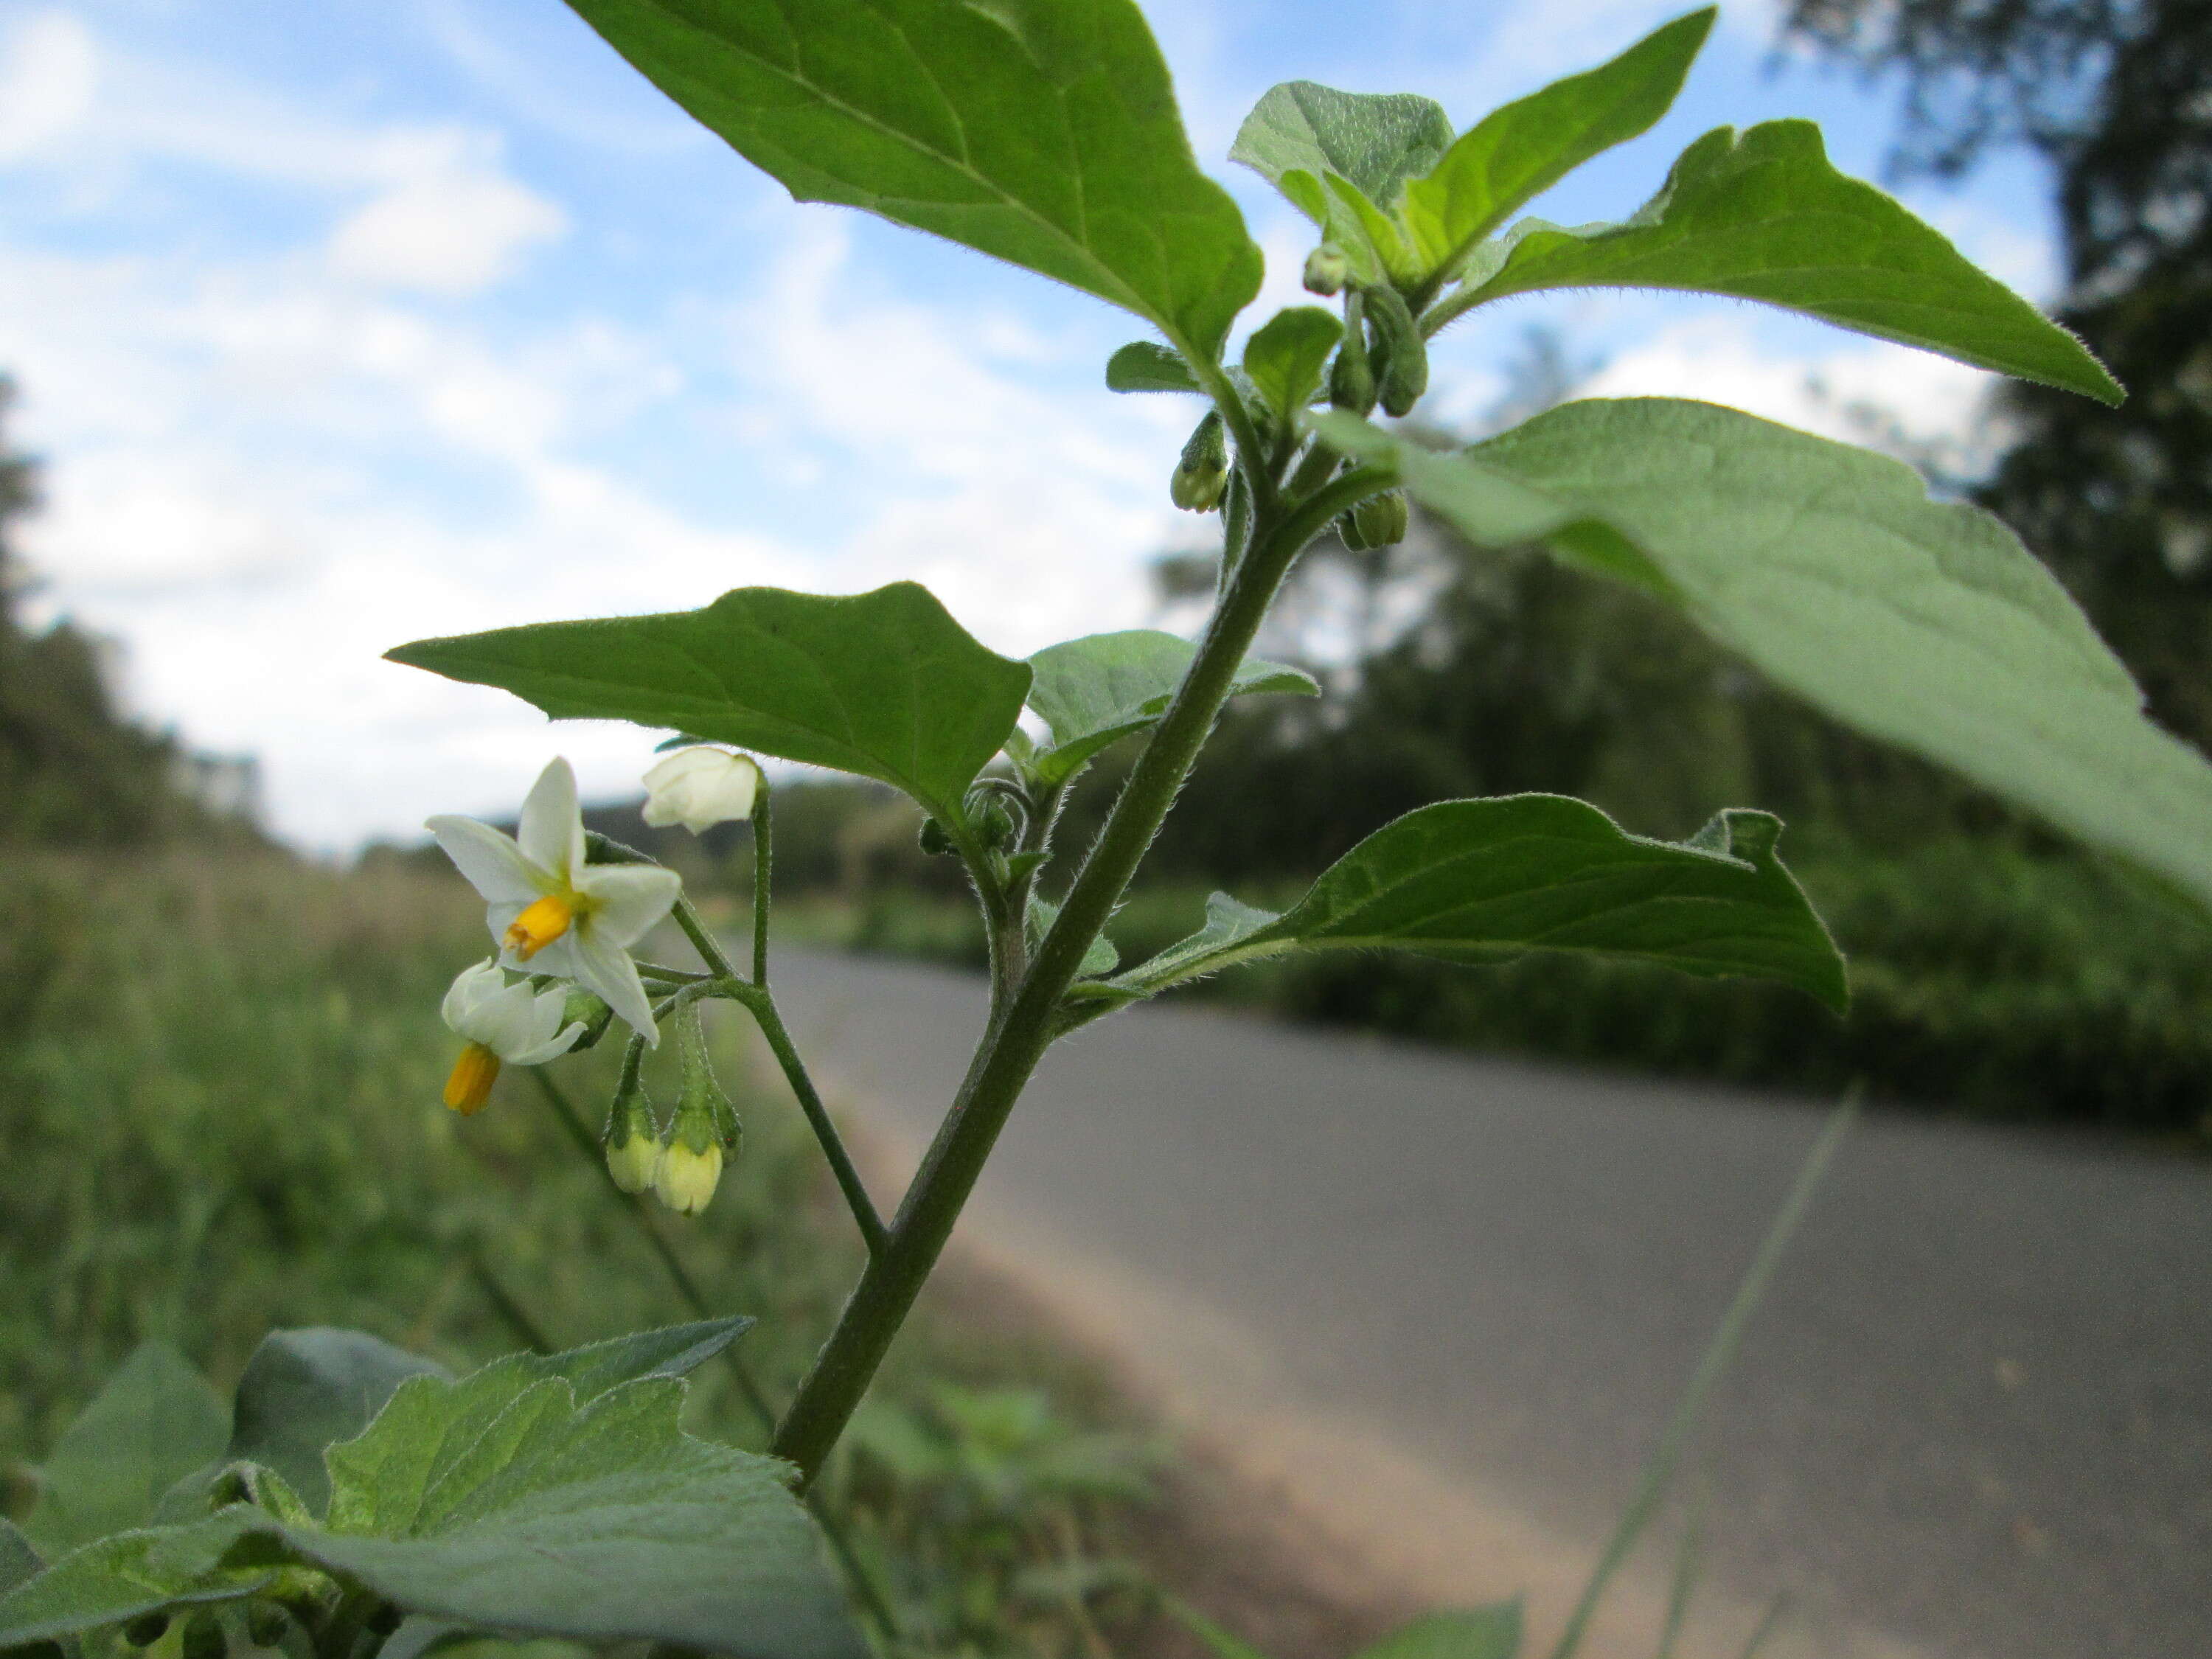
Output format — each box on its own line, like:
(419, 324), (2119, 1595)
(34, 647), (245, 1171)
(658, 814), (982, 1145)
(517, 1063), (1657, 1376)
(0, 852), (1164, 1655)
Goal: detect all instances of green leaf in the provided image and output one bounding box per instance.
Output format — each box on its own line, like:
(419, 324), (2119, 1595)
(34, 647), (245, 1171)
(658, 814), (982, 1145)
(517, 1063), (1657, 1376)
(1023, 630), (1318, 786)
(0, 1513), (266, 1647)
(1316, 400), (2212, 914)
(1026, 897), (1119, 979)
(1352, 1604), (1523, 1659)
(1105, 341), (1202, 394)
(312, 1374), (860, 1659)
(1241, 308), (1343, 421)
(0, 1525), (40, 1601)
(561, 0), (1262, 361)
(507, 1317), (754, 1400)
(1109, 891), (1279, 998)
(1401, 9), (1711, 276)
(389, 582), (1032, 822)
(1454, 122), (2121, 403)
(0, 1369), (863, 1659)
(25, 1345), (228, 1559)
(226, 1330), (451, 1520)
(1228, 82), (1453, 209)
(1248, 797), (1846, 1009)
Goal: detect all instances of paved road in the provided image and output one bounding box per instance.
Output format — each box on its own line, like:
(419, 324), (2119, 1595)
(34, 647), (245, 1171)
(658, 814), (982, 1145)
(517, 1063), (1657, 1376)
(765, 948), (2210, 1659)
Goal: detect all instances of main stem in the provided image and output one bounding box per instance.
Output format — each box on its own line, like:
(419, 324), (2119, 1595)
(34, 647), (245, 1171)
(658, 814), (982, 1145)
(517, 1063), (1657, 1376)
(768, 462), (1388, 1483)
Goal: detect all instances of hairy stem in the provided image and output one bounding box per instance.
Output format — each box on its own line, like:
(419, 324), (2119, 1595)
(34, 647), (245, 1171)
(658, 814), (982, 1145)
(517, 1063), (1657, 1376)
(767, 465), (1394, 1484)
(751, 782), (773, 987)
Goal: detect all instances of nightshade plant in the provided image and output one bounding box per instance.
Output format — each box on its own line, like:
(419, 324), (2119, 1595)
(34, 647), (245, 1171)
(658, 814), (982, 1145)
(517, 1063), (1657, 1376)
(6, 4), (2204, 1658)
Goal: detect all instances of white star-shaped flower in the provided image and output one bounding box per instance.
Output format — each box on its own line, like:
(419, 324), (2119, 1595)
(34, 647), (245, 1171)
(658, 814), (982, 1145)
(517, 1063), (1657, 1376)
(427, 757), (682, 1042)
(439, 959), (589, 1114)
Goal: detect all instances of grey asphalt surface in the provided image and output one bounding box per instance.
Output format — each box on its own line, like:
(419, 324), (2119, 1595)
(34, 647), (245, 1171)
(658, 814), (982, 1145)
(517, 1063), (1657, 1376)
(765, 947), (2210, 1659)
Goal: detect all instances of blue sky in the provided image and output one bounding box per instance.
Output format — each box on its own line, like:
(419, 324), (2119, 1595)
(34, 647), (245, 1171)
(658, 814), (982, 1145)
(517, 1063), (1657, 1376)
(0, 0), (2061, 849)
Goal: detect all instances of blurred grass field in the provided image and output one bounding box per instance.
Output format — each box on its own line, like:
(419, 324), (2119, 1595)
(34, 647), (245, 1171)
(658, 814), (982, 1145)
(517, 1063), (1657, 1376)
(0, 850), (1220, 1657)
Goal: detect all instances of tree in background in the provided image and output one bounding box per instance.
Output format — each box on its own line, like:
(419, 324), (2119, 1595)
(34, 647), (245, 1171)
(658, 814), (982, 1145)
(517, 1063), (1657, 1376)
(0, 375), (250, 844)
(1786, 0), (2212, 746)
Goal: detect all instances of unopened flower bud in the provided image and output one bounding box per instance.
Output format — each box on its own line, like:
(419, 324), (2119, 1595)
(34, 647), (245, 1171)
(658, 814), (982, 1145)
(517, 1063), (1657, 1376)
(1363, 285), (1428, 417)
(125, 1615), (170, 1648)
(246, 1603), (290, 1649)
(602, 1081), (662, 1195)
(1329, 295), (1376, 416)
(655, 1006), (736, 1216)
(641, 746), (762, 835)
(1345, 490), (1409, 550)
(917, 815), (956, 856)
(1302, 243), (1350, 296)
(1170, 410), (1229, 512)
(181, 1611), (225, 1659)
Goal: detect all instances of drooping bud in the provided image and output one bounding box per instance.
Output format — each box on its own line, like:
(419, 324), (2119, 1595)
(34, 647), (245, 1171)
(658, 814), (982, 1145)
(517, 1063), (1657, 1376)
(1346, 490), (1409, 551)
(1362, 285), (1428, 417)
(655, 1005), (734, 1216)
(917, 815), (956, 856)
(602, 1074), (662, 1195)
(1329, 293), (1376, 416)
(1169, 410), (1229, 512)
(1302, 243), (1350, 296)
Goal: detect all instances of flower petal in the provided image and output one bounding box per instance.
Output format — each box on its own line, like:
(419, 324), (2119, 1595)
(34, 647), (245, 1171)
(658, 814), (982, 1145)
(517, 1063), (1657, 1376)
(428, 816), (544, 904)
(576, 863), (683, 950)
(487, 900), (530, 958)
(441, 959), (502, 1032)
(518, 757), (585, 879)
(510, 1021), (588, 1066)
(570, 928), (658, 1043)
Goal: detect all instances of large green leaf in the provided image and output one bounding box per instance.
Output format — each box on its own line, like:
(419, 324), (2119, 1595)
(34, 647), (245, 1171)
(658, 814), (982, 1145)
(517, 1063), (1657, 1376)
(1453, 122), (2120, 403)
(1023, 630), (1318, 786)
(1400, 9), (1711, 279)
(1228, 82), (1453, 207)
(1107, 799), (1843, 1009)
(313, 1374), (859, 1659)
(0, 1368), (863, 1659)
(1315, 400), (2212, 914)
(1285, 799), (1841, 1004)
(1353, 1604), (1523, 1659)
(389, 582), (1032, 822)
(226, 1330), (451, 1519)
(560, 0), (1261, 361)
(223, 1321), (749, 1521)
(24, 1345), (228, 1559)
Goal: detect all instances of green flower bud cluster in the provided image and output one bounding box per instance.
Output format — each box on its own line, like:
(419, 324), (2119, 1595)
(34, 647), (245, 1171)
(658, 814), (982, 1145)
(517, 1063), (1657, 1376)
(1324, 282), (1431, 421)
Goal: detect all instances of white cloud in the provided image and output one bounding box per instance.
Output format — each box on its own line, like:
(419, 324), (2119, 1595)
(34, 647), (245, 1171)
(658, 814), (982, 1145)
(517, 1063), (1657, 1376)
(0, 10), (96, 161)
(328, 163), (567, 296)
(1580, 313), (1998, 465)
